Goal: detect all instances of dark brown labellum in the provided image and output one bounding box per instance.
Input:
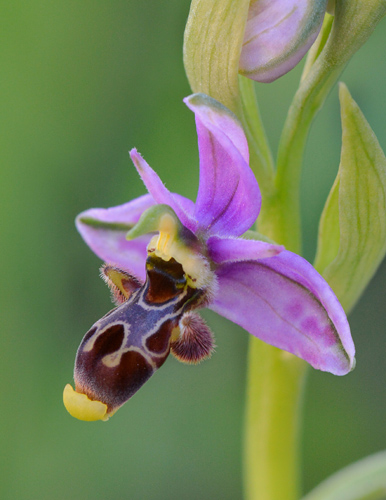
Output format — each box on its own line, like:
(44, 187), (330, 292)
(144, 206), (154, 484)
(74, 256), (205, 413)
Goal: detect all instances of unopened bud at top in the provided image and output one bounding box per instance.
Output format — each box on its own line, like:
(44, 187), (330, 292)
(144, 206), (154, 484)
(239, 0), (327, 82)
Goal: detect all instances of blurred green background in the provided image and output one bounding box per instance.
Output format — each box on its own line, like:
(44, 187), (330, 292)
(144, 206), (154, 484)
(1, 2), (386, 499)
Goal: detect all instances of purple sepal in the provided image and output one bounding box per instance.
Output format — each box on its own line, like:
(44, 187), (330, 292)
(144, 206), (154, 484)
(184, 94), (261, 237)
(76, 194), (155, 281)
(210, 250), (355, 375)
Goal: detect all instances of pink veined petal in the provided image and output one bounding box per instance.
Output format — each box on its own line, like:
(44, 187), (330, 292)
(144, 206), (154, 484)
(76, 194), (155, 281)
(130, 148), (197, 233)
(210, 251), (355, 375)
(207, 235), (284, 263)
(184, 94), (261, 237)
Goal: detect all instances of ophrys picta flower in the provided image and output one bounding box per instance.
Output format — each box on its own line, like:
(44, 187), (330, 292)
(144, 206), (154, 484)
(63, 94), (355, 421)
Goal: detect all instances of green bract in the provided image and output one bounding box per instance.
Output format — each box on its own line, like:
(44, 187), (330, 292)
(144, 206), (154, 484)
(315, 83), (386, 314)
(302, 450), (386, 500)
(183, 0), (249, 116)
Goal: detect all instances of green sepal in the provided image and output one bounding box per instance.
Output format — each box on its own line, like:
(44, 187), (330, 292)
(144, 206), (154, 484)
(183, 0), (250, 116)
(302, 450), (386, 500)
(315, 83), (386, 313)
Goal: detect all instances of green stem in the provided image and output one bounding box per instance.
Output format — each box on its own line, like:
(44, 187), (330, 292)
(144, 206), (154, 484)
(239, 75), (275, 198)
(244, 339), (307, 500)
(273, 63), (340, 253)
(242, 19), (333, 500)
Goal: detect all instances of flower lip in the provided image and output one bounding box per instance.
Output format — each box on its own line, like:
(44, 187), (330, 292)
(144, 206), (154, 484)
(66, 249), (215, 421)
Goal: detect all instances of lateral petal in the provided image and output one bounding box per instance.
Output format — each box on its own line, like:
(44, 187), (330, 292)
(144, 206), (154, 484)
(184, 94), (261, 237)
(210, 251), (355, 375)
(130, 148), (197, 233)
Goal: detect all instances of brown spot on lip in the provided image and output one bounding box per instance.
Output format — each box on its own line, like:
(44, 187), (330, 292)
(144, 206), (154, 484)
(103, 350), (154, 410)
(76, 331), (155, 412)
(146, 320), (175, 356)
(86, 324), (125, 358)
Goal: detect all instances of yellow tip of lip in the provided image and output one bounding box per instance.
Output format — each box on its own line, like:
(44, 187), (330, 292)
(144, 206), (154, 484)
(63, 384), (109, 422)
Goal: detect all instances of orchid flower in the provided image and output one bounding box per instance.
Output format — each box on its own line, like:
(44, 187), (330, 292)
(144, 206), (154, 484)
(63, 94), (355, 422)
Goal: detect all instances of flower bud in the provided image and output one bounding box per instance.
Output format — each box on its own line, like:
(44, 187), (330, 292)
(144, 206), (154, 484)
(239, 0), (327, 82)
